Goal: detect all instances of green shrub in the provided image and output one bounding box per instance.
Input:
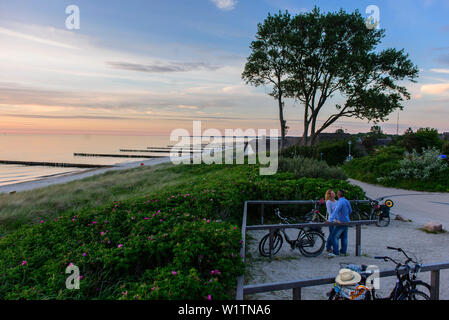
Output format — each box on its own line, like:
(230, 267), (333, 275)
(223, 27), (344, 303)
(0, 163), (366, 300)
(442, 140), (449, 155)
(342, 146), (405, 183)
(281, 139), (363, 165)
(344, 145), (449, 192)
(380, 147), (448, 182)
(278, 157), (347, 180)
(402, 127), (442, 153)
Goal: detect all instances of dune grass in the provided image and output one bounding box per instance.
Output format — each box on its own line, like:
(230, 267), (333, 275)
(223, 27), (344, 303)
(0, 162), (209, 235)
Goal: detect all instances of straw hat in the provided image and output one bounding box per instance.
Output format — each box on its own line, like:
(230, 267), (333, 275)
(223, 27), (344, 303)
(335, 268), (362, 286)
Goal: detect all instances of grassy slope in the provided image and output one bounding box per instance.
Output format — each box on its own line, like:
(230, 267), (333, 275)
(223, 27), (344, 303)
(0, 162), (215, 234)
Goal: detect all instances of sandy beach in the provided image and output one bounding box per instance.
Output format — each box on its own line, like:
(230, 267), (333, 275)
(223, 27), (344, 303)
(0, 157), (172, 195)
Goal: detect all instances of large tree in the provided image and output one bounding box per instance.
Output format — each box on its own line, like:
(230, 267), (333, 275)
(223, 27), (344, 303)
(243, 7), (419, 146)
(242, 11), (291, 149)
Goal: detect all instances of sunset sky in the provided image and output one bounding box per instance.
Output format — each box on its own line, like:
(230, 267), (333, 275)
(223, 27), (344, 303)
(0, 0), (448, 136)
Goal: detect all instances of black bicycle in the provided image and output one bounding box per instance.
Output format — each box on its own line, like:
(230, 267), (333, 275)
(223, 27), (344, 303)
(328, 246), (431, 300)
(259, 208), (326, 258)
(374, 247), (431, 299)
(304, 199), (327, 223)
(351, 199), (393, 227)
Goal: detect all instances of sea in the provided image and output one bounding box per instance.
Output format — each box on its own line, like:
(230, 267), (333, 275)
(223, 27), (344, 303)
(0, 134), (171, 187)
(0, 134), (248, 187)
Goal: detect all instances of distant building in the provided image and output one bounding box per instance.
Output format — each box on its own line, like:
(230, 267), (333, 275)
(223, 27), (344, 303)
(313, 132), (351, 144)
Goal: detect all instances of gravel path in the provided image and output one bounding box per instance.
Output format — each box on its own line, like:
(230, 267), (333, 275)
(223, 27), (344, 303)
(245, 219), (449, 300)
(349, 179), (449, 228)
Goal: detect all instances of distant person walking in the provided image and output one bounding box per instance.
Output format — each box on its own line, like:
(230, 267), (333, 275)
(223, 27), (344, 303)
(329, 190), (352, 257)
(325, 189), (337, 253)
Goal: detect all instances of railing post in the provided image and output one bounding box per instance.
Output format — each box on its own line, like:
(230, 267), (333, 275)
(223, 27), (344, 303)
(261, 203), (265, 225)
(430, 270), (440, 300)
(355, 224), (361, 257)
(292, 287), (301, 300)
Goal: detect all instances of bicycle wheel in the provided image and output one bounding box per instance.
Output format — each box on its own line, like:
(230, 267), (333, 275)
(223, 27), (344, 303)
(412, 280), (432, 297)
(259, 232), (283, 257)
(399, 290), (431, 300)
(298, 230), (325, 257)
(376, 214), (390, 227)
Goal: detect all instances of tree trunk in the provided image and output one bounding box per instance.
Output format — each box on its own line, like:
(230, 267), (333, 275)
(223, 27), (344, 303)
(278, 93), (285, 150)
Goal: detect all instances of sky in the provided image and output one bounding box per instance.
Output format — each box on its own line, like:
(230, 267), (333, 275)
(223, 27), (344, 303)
(0, 0), (448, 136)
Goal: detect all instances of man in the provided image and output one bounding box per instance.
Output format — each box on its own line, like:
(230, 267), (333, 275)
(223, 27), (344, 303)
(329, 190), (352, 256)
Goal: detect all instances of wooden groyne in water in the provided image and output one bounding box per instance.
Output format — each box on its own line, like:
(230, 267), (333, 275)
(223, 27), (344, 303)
(0, 160), (111, 168)
(149, 146), (213, 151)
(74, 153), (166, 159)
(120, 149), (203, 154)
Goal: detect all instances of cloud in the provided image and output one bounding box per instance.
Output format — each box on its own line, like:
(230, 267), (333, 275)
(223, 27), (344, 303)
(421, 83), (449, 95)
(435, 54), (449, 66)
(211, 0), (237, 11)
(0, 26), (78, 49)
(177, 105), (199, 110)
(107, 61), (219, 73)
(430, 68), (449, 74)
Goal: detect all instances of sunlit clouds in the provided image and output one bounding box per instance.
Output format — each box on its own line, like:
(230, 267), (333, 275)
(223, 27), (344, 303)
(0, 0), (449, 135)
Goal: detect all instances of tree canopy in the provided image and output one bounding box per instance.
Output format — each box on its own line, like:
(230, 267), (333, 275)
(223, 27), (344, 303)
(243, 7), (419, 146)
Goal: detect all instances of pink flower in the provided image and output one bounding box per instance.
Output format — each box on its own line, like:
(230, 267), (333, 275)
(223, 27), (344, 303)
(171, 271), (177, 275)
(92, 221), (96, 224)
(100, 232), (105, 236)
(144, 217), (149, 220)
(21, 260), (27, 266)
(122, 291), (128, 296)
(206, 219), (210, 223)
(83, 252), (87, 257)
(207, 295), (212, 300)
(79, 276), (84, 280)
(40, 220), (44, 223)
(151, 287), (155, 291)
(118, 244), (123, 248)
(160, 219), (163, 222)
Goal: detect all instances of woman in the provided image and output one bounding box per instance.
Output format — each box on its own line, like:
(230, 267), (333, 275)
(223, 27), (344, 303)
(325, 189), (337, 254)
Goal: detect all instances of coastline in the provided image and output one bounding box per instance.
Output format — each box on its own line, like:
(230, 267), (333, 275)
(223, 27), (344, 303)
(0, 157), (172, 195)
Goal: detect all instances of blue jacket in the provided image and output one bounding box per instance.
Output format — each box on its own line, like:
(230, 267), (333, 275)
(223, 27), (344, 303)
(329, 197), (352, 223)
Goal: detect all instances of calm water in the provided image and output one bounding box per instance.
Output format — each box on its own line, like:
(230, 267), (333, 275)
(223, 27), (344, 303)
(0, 134), (170, 186)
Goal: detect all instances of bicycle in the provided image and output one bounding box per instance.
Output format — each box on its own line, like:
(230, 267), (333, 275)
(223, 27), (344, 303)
(304, 199), (327, 223)
(376, 246), (431, 298)
(328, 246), (431, 300)
(351, 199), (393, 227)
(258, 208), (326, 258)
(370, 199), (392, 227)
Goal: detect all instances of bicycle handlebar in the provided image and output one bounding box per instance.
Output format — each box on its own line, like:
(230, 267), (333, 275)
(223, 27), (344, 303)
(387, 246), (399, 251)
(386, 246), (417, 264)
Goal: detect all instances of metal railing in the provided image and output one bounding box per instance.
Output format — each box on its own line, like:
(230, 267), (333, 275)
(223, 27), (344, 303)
(246, 220), (377, 261)
(242, 261), (449, 300)
(235, 199), (448, 300)
(248, 199), (371, 225)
